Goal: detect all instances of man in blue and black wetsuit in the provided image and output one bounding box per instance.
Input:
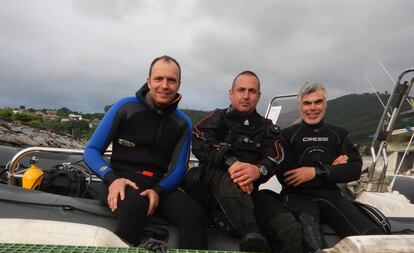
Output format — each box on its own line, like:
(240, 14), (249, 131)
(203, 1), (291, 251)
(84, 55), (207, 249)
(278, 82), (384, 251)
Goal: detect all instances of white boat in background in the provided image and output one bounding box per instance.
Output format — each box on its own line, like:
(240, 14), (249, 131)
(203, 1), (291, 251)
(1, 69), (414, 252)
(351, 69), (414, 228)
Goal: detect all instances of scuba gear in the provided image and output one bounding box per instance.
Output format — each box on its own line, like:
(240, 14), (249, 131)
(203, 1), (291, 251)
(40, 162), (90, 198)
(189, 107), (299, 252)
(22, 157), (44, 190)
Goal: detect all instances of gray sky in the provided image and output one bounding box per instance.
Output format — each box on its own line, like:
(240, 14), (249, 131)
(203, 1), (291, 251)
(1, 0), (413, 114)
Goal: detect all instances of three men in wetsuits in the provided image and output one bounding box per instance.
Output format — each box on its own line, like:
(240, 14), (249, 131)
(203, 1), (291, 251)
(84, 57), (384, 252)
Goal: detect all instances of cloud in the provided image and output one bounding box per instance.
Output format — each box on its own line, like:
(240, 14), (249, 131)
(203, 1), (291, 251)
(0, 0), (413, 114)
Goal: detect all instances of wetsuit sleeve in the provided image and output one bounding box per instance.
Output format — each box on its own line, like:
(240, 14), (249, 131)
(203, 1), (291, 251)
(192, 110), (231, 168)
(320, 134), (362, 183)
(152, 111), (192, 196)
(274, 130), (295, 185)
(255, 122), (285, 184)
(83, 98), (135, 185)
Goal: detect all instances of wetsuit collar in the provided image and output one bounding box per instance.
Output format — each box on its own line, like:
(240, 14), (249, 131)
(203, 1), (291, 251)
(225, 106), (261, 126)
(135, 83), (181, 114)
(301, 119), (326, 131)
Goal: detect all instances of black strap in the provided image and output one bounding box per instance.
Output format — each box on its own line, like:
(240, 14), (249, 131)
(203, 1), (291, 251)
(353, 200), (391, 234)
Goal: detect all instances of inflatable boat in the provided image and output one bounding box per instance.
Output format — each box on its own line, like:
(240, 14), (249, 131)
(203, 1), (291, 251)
(2, 69), (414, 252)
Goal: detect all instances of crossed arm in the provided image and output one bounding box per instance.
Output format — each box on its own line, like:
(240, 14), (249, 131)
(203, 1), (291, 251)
(283, 155), (348, 187)
(228, 153), (349, 192)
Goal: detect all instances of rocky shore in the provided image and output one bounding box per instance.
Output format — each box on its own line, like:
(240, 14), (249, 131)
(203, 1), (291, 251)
(0, 118), (85, 149)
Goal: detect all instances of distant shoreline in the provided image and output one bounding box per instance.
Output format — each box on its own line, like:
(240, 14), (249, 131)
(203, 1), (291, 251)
(0, 118), (85, 149)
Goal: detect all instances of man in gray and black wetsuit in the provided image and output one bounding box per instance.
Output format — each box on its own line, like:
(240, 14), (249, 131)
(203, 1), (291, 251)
(278, 82), (384, 251)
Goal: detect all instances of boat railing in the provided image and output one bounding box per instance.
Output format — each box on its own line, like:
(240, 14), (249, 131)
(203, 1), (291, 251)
(6, 147), (111, 185)
(367, 68), (414, 192)
(6, 146), (200, 186)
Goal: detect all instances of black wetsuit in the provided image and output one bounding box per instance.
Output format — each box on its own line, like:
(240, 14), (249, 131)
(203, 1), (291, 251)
(188, 107), (303, 253)
(84, 83), (206, 249)
(279, 120), (383, 250)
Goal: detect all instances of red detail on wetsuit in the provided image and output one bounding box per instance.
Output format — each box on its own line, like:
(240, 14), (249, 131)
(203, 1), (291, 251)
(142, 170), (154, 177)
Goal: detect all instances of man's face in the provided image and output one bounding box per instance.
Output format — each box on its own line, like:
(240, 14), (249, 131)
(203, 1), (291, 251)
(147, 60), (180, 106)
(299, 90), (326, 125)
(229, 74), (260, 114)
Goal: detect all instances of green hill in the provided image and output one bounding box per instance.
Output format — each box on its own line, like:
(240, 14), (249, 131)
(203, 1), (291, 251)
(183, 93), (389, 148)
(325, 93), (387, 147)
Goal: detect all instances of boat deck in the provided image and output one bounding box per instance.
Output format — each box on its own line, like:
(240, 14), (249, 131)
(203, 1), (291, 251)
(0, 243), (237, 253)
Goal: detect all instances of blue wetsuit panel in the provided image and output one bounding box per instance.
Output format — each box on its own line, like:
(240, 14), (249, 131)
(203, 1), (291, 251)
(158, 109), (192, 191)
(84, 97), (139, 179)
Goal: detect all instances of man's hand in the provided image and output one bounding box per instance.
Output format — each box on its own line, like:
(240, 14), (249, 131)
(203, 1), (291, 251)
(332, 155), (348, 165)
(228, 161), (260, 188)
(107, 178), (139, 212)
(283, 166), (315, 187)
(140, 189), (159, 216)
(240, 183), (254, 194)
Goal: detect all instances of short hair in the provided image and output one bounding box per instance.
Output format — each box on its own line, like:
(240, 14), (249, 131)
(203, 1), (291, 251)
(148, 55), (181, 81)
(231, 70), (261, 91)
(298, 82), (327, 101)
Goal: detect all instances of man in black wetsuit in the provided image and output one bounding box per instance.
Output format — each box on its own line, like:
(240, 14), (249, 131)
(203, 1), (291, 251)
(185, 71), (303, 253)
(279, 82), (384, 251)
(84, 55), (207, 249)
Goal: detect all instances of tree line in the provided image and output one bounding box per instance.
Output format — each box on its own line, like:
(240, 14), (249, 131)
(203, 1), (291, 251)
(1, 92), (397, 149)
(0, 107), (104, 140)
(0, 106), (210, 141)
